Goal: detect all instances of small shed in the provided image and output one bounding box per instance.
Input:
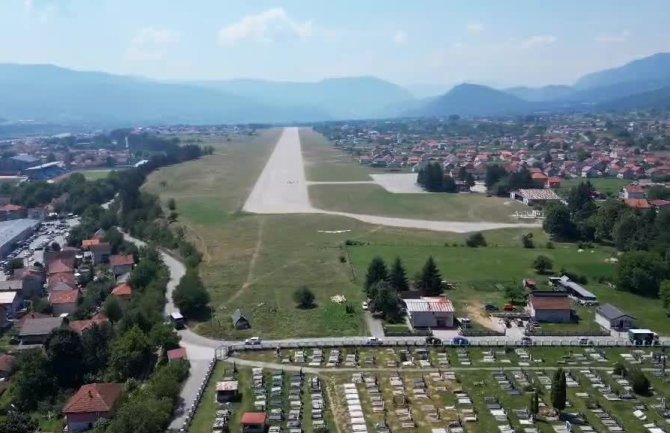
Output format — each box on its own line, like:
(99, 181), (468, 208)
(241, 412), (267, 433)
(231, 309), (251, 330)
(595, 304), (636, 331)
(216, 380), (239, 403)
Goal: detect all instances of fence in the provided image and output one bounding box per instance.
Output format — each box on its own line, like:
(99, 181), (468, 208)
(170, 355), (218, 433)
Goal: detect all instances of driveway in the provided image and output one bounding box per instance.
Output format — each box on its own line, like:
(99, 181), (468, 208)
(364, 312), (384, 338)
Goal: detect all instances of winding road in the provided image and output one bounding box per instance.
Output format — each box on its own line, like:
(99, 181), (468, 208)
(243, 127), (541, 233)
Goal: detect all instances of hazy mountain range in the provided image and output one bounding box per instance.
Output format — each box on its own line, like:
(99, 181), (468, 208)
(2, 52), (670, 126)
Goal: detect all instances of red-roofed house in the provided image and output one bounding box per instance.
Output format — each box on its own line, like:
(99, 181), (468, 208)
(404, 297), (455, 329)
(625, 198), (652, 209)
(109, 255), (134, 276)
(49, 289), (80, 316)
(545, 177), (562, 189)
(48, 259), (74, 275)
(527, 292), (574, 323)
(167, 347), (188, 362)
(622, 184), (645, 200)
(82, 239), (101, 249)
(0, 204), (26, 220)
(63, 383), (123, 432)
(111, 283), (133, 304)
(69, 315), (110, 335)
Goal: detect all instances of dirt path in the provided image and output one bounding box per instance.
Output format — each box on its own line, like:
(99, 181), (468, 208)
(226, 218), (265, 304)
(466, 301), (502, 332)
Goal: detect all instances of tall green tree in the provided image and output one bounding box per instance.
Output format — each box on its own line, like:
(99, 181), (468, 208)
(370, 281), (402, 322)
(81, 323), (114, 377)
(292, 286), (316, 308)
(45, 328), (84, 388)
(543, 202), (576, 240)
(172, 268), (210, 317)
(364, 257), (388, 295)
(550, 368), (567, 413)
(109, 326), (153, 381)
(616, 251), (668, 297)
(418, 257), (442, 296)
(104, 295), (123, 323)
(529, 390), (540, 417)
(660, 280), (670, 313)
(485, 164), (507, 189)
(568, 181), (597, 221)
(389, 257), (409, 292)
(13, 351), (57, 410)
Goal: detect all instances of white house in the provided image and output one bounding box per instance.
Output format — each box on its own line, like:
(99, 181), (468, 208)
(404, 297), (455, 329)
(595, 304), (636, 331)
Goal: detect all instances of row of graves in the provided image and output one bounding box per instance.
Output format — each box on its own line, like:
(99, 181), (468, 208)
(348, 370), (475, 433)
(286, 349), (362, 368)
(558, 349), (609, 366)
(238, 367), (330, 433)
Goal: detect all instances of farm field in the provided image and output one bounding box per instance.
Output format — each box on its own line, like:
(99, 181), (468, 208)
(143, 128), (547, 339)
(191, 346), (670, 433)
(309, 183), (528, 222)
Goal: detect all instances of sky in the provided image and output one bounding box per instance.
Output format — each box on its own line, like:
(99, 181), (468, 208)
(2, 0), (670, 90)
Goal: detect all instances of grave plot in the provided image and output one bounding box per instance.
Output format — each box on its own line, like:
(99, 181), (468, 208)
(480, 349), (513, 365)
(431, 349), (450, 368)
(307, 376), (328, 432)
(455, 349), (471, 366)
(341, 380), (366, 433)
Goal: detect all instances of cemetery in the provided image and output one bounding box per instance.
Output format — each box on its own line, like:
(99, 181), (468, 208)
(190, 346), (670, 433)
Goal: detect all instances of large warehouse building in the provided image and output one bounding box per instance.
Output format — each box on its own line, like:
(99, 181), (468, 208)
(0, 219), (39, 258)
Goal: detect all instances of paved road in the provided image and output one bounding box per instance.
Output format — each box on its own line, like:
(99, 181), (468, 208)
(243, 126), (540, 233)
(122, 232), (216, 431)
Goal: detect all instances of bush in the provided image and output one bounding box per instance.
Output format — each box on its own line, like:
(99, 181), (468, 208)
(546, 241), (555, 249)
(292, 286), (315, 309)
(522, 233), (534, 249)
(465, 232), (487, 248)
(533, 255), (553, 274)
(628, 368), (651, 395)
(613, 361), (627, 376)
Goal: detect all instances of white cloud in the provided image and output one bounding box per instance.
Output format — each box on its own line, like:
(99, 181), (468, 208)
(392, 30), (408, 45)
(23, 0), (66, 20)
(466, 23), (484, 35)
(126, 27), (181, 62)
(217, 8), (313, 46)
(596, 30), (631, 44)
(520, 35), (557, 49)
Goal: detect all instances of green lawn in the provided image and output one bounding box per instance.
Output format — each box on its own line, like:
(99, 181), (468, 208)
(300, 128), (375, 182)
(557, 177), (628, 197)
(77, 169), (113, 180)
(310, 183), (529, 222)
(144, 128), (552, 340)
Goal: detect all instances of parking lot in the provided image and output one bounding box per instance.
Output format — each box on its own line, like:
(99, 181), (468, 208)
(1, 217), (78, 279)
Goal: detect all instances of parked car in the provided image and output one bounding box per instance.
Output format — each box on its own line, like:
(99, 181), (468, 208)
(366, 336), (382, 345)
(451, 336), (469, 346)
(425, 336), (442, 345)
(245, 336), (262, 345)
(361, 301), (369, 311)
(484, 304), (498, 312)
(520, 337), (532, 346)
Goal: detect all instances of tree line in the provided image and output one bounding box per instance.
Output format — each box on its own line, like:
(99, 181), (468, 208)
(543, 180), (670, 302)
(363, 256), (443, 322)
